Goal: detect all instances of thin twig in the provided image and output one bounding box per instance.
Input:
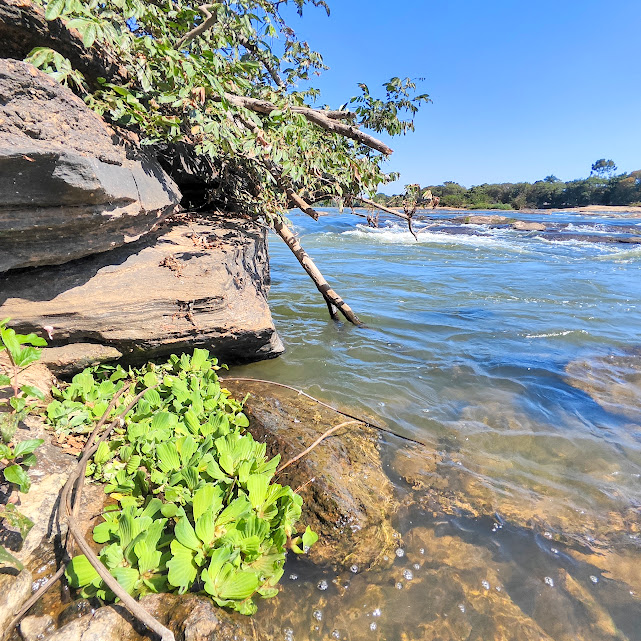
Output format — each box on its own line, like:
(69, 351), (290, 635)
(219, 377), (427, 447)
(276, 420), (358, 474)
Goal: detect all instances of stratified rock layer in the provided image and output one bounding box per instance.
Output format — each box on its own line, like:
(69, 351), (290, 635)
(0, 59), (180, 272)
(0, 216), (283, 363)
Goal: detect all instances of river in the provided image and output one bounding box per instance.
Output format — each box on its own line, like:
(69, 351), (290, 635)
(230, 208), (641, 641)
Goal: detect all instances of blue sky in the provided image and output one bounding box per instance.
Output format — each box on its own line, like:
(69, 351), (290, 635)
(282, 0), (641, 193)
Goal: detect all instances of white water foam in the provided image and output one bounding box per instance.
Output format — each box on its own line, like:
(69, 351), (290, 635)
(342, 224), (532, 254)
(525, 330), (589, 339)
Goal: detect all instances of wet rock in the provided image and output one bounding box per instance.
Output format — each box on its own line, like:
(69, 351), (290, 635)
(565, 351), (641, 422)
(19, 614), (55, 641)
(0, 569), (33, 631)
(225, 380), (399, 569)
(0, 218), (284, 364)
(512, 221), (546, 231)
(0, 59), (180, 272)
(46, 594), (256, 641)
(458, 214), (509, 224)
(57, 600), (95, 628)
(40, 344), (123, 378)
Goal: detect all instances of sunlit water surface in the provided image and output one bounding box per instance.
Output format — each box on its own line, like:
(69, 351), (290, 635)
(231, 209), (641, 641)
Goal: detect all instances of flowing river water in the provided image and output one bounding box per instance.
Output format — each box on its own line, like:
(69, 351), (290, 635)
(230, 208), (641, 641)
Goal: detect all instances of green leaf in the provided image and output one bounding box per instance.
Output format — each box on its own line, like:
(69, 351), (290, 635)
(302, 526), (318, 551)
(110, 566), (139, 595)
(193, 484), (222, 521)
(4, 464), (30, 492)
(246, 474), (269, 509)
(0, 545), (24, 570)
(44, 0), (66, 20)
(156, 442), (180, 473)
(0, 374), (11, 386)
(167, 540), (198, 591)
(12, 439), (43, 458)
(66, 555), (100, 588)
(195, 510), (216, 546)
(174, 517), (201, 551)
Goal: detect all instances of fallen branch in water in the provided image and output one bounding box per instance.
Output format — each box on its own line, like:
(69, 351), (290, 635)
(220, 376), (427, 447)
(276, 420), (358, 474)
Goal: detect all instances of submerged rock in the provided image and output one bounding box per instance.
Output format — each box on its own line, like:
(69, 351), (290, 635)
(224, 380), (400, 569)
(564, 351), (641, 422)
(0, 217), (283, 364)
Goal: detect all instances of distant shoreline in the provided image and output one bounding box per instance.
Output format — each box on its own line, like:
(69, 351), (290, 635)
(403, 205), (641, 215)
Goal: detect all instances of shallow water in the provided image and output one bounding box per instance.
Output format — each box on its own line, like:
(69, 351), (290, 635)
(231, 208), (641, 640)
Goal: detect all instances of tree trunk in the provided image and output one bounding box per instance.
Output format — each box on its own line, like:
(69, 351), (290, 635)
(272, 217), (362, 326)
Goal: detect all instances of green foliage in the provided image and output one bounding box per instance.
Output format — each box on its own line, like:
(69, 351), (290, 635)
(0, 319), (46, 569)
(51, 349), (314, 614)
(380, 165), (641, 211)
(27, 0), (428, 216)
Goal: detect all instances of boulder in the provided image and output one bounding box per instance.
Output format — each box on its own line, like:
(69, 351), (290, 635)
(224, 380), (400, 569)
(0, 59), (181, 272)
(512, 220), (546, 231)
(0, 216), (284, 364)
(0, 569), (33, 632)
(40, 344), (124, 378)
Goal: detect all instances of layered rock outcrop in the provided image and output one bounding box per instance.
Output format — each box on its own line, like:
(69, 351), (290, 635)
(0, 59), (181, 272)
(0, 58), (283, 365)
(0, 216), (284, 363)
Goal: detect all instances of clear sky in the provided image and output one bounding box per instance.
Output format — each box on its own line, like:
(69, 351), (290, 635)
(282, 0), (641, 193)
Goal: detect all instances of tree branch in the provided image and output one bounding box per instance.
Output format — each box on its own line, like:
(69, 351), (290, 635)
(176, 4), (218, 49)
(272, 217), (362, 325)
(216, 93), (393, 155)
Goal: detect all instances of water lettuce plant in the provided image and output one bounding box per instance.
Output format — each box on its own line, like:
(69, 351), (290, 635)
(50, 349), (316, 614)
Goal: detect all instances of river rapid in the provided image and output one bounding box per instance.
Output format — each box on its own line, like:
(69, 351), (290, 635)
(230, 208), (641, 641)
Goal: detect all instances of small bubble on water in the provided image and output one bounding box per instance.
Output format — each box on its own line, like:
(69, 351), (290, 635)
(481, 580), (490, 590)
(403, 569), (414, 581)
(383, 555), (389, 561)
(289, 573), (298, 580)
(395, 582), (403, 589)
(370, 622), (377, 631)
(590, 575), (599, 584)
(378, 402), (385, 407)
(372, 608), (381, 617)
(284, 627), (294, 641)
(544, 531), (552, 539)
(413, 563), (420, 570)
(331, 631), (341, 640)
(495, 586), (502, 592)
(350, 564), (359, 573)
(395, 548), (405, 558)
(544, 576), (555, 587)
(313, 609), (323, 621)
(550, 547), (559, 555)
(419, 548), (425, 555)
(317, 579), (328, 591)
(458, 604), (466, 613)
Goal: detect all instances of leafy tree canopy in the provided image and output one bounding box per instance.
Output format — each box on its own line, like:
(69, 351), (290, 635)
(28, 0), (430, 219)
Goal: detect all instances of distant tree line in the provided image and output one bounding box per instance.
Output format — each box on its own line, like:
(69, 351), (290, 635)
(373, 160), (641, 210)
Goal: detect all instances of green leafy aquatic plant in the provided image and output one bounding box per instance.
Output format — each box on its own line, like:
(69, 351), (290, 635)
(50, 349), (316, 614)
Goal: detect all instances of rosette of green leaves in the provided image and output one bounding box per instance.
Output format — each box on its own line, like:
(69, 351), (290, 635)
(66, 497), (171, 600)
(61, 349), (316, 613)
(47, 365), (129, 435)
